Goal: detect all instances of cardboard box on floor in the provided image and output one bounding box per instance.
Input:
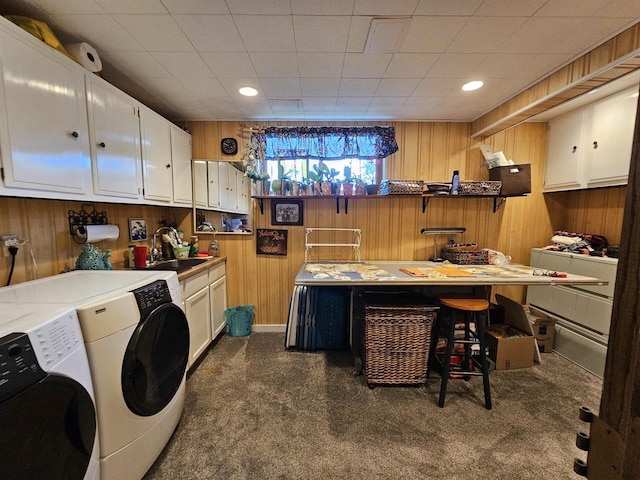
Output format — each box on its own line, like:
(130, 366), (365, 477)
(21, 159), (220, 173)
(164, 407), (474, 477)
(485, 323), (535, 370)
(494, 294), (557, 366)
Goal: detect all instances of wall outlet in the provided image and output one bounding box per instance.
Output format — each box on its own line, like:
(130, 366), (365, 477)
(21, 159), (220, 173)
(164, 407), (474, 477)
(2, 234), (19, 257)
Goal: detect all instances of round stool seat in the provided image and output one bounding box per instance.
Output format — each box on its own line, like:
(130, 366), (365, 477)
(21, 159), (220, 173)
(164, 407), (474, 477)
(438, 296), (489, 312)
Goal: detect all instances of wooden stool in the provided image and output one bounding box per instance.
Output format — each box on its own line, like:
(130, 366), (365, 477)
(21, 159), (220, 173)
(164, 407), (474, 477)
(428, 294), (492, 409)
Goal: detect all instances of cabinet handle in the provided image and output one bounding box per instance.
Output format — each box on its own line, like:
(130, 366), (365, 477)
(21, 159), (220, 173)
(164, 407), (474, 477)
(98, 142), (106, 148)
(572, 146), (577, 152)
(593, 141), (598, 149)
(70, 131), (79, 139)
(165, 164), (171, 169)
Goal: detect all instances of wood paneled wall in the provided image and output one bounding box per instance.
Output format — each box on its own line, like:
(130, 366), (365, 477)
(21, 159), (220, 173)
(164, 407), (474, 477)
(0, 121), (625, 326)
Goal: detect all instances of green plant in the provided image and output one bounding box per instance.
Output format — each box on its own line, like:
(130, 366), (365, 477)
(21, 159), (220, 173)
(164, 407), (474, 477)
(278, 163), (293, 181)
(307, 163), (329, 182)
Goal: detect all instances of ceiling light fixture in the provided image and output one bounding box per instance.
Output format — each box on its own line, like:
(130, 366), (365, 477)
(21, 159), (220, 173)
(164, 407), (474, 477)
(239, 87), (258, 97)
(462, 80), (483, 92)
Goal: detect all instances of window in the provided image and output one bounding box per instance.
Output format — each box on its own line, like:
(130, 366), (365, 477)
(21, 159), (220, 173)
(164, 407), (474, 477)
(265, 158), (379, 184)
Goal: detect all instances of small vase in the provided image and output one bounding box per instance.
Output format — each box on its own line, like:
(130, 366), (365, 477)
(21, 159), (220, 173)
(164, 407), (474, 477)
(355, 183), (366, 195)
(366, 184), (379, 195)
(321, 181), (332, 196)
(261, 180), (271, 196)
(291, 181), (300, 196)
(342, 182), (353, 196)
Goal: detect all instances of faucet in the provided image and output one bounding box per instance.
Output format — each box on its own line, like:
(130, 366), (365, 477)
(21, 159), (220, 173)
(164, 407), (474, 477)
(150, 226), (180, 264)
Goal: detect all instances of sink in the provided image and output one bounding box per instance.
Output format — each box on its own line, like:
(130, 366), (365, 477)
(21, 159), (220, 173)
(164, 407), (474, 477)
(138, 257), (210, 274)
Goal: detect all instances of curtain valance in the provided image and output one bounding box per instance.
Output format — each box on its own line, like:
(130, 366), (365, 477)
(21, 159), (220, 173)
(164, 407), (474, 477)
(256, 126), (398, 161)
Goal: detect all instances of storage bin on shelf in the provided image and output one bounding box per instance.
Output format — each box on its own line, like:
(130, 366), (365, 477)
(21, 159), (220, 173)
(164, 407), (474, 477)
(441, 244), (489, 265)
(488, 164), (531, 196)
(458, 181), (501, 195)
(379, 180), (424, 195)
(363, 293), (438, 387)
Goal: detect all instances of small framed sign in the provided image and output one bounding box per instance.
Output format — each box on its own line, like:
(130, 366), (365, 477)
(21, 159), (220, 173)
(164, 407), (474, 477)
(271, 199), (303, 226)
(128, 218), (147, 242)
(256, 229), (288, 255)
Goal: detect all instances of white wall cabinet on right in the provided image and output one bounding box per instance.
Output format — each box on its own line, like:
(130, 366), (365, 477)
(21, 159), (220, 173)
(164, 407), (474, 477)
(140, 106), (173, 203)
(544, 85), (638, 192)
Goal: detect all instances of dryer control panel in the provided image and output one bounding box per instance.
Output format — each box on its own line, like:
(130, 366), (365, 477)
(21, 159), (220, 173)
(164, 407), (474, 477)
(0, 333), (45, 403)
(133, 280), (173, 318)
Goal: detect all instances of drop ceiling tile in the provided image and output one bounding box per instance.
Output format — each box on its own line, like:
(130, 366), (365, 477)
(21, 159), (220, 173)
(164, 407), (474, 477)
(346, 16), (373, 53)
(414, 0), (482, 16)
(400, 96), (443, 110)
(426, 54), (487, 78)
(217, 77), (262, 99)
(472, 53), (572, 79)
(24, 0), (105, 14)
(353, 0), (419, 16)
(339, 78), (381, 96)
(446, 17), (528, 53)
(335, 97), (372, 111)
(174, 15), (245, 52)
(235, 15), (295, 52)
(249, 52), (299, 77)
(399, 16), (468, 53)
(412, 78), (461, 96)
(598, 0), (640, 17)
(151, 52), (214, 77)
(376, 78), (420, 96)
(170, 101), (213, 120)
(342, 53), (393, 78)
(142, 77), (195, 101)
(301, 78), (341, 96)
(259, 78), (302, 97)
(95, 0), (166, 14)
(534, 0), (610, 17)
(226, 0), (291, 14)
(112, 14), (193, 51)
(50, 14), (144, 51)
(106, 75), (157, 101)
(298, 53), (345, 77)
(178, 77), (228, 99)
(201, 52), (256, 78)
(106, 51), (171, 78)
(162, 0), (230, 14)
(383, 53), (439, 78)
(303, 97), (337, 111)
(291, 0), (355, 15)
(369, 96), (408, 108)
(293, 16), (351, 52)
(474, 0), (547, 16)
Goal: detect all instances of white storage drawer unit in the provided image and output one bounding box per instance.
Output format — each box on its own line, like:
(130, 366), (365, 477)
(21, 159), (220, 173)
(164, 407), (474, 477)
(527, 248), (617, 377)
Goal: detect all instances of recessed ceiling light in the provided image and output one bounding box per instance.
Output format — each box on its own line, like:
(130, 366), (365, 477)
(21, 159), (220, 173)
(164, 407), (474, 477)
(462, 80), (483, 92)
(239, 87), (258, 97)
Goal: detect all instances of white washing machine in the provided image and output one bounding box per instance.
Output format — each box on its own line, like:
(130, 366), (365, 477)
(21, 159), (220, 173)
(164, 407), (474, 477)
(0, 303), (100, 480)
(0, 270), (190, 480)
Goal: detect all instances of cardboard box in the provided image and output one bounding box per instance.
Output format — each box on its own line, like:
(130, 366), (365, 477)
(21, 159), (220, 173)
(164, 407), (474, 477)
(488, 164), (531, 196)
(485, 324), (535, 370)
(526, 306), (556, 353)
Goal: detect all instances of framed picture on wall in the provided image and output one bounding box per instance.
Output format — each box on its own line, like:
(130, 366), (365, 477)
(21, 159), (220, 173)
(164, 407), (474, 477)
(256, 229), (288, 255)
(129, 218), (148, 242)
(271, 200), (303, 226)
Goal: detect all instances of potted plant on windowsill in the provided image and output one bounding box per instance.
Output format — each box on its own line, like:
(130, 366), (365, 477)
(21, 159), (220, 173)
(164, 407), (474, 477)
(308, 164), (333, 195)
(353, 176), (367, 196)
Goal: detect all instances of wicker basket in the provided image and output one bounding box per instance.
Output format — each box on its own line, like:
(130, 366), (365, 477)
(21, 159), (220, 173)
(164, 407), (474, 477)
(458, 181), (501, 195)
(441, 245), (489, 265)
(363, 296), (437, 386)
(380, 180), (424, 195)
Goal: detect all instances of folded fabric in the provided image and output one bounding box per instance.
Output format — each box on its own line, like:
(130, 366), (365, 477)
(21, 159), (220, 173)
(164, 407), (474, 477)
(551, 235), (582, 246)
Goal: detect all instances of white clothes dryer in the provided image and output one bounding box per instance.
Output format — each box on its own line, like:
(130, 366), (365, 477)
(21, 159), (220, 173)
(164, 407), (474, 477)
(0, 303), (100, 480)
(0, 270), (190, 480)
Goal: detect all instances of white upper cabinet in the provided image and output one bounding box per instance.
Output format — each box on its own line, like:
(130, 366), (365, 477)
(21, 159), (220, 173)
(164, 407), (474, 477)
(218, 161), (234, 211)
(193, 160), (208, 208)
(236, 172), (250, 214)
(86, 77), (141, 199)
(170, 125), (192, 205)
(140, 106), (173, 202)
(544, 85), (638, 192)
(207, 161), (221, 209)
(0, 23), (91, 196)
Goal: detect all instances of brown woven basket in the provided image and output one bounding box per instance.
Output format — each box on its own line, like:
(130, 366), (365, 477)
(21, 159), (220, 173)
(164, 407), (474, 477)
(379, 180), (424, 195)
(441, 246), (489, 265)
(458, 181), (501, 195)
(363, 304), (437, 385)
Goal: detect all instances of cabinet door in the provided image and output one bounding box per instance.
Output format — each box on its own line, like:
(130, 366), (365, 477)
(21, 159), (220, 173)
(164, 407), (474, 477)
(0, 28), (90, 194)
(207, 161), (221, 209)
(170, 125), (192, 205)
(193, 160), (208, 208)
(218, 162), (234, 211)
(140, 107), (172, 202)
(236, 172), (250, 213)
(544, 108), (586, 192)
(184, 286), (211, 367)
(210, 275), (227, 339)
(86, 79), (141, 198)
(586, 86), (638, 188)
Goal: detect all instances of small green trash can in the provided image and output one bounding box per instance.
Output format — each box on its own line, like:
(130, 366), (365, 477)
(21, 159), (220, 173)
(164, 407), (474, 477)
(225, 305), (255, 337)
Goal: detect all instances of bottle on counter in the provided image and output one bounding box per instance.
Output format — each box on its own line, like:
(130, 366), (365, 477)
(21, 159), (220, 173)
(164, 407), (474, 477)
(128, 245), (135, 268)
(189, 235), (199, 257)
(208, 240), (219, 257)
(450, 170), (460, 195)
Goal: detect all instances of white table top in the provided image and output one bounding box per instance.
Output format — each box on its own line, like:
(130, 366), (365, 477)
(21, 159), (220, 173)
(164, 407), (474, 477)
(295, 261), (606, 287)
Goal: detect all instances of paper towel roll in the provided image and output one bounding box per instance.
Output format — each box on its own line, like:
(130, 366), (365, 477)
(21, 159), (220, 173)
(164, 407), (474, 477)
(82, 224), (119, 243)
(65, 42), (102, 72)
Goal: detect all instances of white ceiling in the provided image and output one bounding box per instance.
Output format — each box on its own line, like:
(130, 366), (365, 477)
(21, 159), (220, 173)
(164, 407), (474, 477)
(2, 0), (639, 123)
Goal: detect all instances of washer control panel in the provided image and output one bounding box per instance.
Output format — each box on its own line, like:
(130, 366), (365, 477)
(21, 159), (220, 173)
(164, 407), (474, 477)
(133, 280), (173, 318)
(0, 333), (45, 403)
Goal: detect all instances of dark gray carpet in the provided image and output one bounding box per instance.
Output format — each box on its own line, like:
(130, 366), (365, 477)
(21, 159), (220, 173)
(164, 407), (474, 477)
(143, 333), (602, 480)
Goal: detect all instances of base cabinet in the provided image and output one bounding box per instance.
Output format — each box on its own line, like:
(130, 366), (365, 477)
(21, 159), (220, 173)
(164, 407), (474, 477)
(209, 263), (227, 339)
(182, 270), (211, 368)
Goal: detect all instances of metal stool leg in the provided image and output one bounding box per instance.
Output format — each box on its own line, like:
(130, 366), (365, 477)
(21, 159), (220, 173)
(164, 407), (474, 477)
(438, 307), (456, 407)
(476, 310), (492, 410)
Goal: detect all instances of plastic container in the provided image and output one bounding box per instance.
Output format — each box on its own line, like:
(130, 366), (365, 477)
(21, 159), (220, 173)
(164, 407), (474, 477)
(224, 305), (255, 337)
(451, 170), (460, 195)
(173, 246), (191, 259)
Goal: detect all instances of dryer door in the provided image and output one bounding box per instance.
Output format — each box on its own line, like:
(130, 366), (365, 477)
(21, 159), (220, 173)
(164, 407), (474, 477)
(121, 302), (189, 416)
